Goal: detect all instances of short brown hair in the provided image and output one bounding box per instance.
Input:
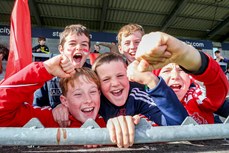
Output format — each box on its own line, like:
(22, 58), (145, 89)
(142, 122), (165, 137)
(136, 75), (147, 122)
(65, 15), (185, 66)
(59, 67), (100, 96)
(59, 24), (90, 47)
(117, 23), (145, 45)
(0, 44), (9, 60)
(38, 36), (46, 42)
(92, 52), (127, 73)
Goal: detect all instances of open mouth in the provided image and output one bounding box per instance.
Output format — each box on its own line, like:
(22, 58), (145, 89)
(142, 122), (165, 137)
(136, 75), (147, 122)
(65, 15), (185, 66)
(73, 53), (83, 63)
(81, 107), (94, 113)
(170, 84), (181, 91)
(129, 52), (135, 57)
(111, 89), (123, 96)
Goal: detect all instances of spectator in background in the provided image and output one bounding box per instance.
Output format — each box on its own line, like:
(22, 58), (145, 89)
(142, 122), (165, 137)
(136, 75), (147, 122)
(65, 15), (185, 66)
(32, 36), (50, 54)
(0, 44), (9, 81)
(96, 42), (119, 54)
(214, 50), (229, 63)
(93, 44), (100, 53)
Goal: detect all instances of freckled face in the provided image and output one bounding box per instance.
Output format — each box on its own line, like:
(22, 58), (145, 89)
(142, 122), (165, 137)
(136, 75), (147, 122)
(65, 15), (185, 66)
(61, 75), (100, 123)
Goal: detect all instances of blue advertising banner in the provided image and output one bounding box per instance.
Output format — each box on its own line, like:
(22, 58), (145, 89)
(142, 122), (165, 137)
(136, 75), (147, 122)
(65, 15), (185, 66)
(1, 25), (213, 47)
(0, 25), (117, 42)
(222, 43), (229, 50)
(179, 38), (213, 50)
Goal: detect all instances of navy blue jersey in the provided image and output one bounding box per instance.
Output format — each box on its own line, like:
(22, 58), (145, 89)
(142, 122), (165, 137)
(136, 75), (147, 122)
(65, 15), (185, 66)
(99, 77), (188, 126)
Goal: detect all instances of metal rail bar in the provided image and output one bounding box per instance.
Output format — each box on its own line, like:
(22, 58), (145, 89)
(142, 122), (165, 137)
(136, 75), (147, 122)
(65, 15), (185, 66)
(0, 117), (228, 146)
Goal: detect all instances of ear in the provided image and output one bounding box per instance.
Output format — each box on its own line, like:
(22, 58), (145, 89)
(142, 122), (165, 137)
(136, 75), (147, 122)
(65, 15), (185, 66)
(60, 95), (69, 108)
(118, 45), (124, 54)
(58, 45), (64, 54)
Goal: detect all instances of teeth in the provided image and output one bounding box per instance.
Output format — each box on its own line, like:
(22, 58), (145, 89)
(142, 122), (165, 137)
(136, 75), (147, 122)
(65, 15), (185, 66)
(129, 52), (135, 56)
(82, 107), (93, 112)
(112, 89), (121, 93)
(74, 53), (82, 57)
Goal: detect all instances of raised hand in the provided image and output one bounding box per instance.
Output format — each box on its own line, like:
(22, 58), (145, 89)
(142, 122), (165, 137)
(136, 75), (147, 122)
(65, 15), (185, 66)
(52, 104), (70, 127)
(43, 54), (75, 78)
(135, 32), (201, 72)
(127, 60), (159, 89)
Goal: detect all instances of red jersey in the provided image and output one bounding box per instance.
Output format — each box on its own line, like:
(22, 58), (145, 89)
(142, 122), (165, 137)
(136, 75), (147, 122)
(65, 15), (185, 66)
(0, 62), (106, 128)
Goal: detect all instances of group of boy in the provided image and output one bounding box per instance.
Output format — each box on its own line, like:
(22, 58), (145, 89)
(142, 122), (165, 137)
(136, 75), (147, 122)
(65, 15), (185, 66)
(0, 23), (228, 148)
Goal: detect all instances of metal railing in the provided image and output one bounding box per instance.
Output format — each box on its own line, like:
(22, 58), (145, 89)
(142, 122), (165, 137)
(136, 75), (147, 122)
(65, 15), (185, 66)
(0, 117), (228, 146)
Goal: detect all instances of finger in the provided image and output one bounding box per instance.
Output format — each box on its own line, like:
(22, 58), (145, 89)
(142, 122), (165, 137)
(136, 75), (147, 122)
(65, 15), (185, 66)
(137, 59), (152, 72)
(112, 117), (123, 148)
(107, 119), (117, 144)
(61, 61), (75, 73)
(57, 120), (64, 127)
(125, 116), (135, 147)
(117, 116), (129, 148)
(133, 115), (141, 125)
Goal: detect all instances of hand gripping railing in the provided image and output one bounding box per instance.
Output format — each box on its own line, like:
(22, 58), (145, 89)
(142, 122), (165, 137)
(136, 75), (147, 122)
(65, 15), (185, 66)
(0, 116), (228, 146)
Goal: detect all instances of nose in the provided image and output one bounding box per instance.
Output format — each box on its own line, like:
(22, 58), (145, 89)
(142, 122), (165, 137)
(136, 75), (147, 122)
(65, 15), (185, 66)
(84, 93), (92, 104)
(129, 42), (136, 49)
(111, 77), (120, 87)
(75, 44), (82, 50)
(170, 69), (180, 80)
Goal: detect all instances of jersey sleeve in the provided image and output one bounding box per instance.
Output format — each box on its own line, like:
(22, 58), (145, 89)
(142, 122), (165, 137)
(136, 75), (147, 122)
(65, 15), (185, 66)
(138, 77), (188, 126)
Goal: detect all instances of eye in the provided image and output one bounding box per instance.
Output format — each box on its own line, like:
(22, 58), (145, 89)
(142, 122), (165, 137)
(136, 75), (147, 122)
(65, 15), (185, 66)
(74, 93), (81, 97)
(124, 42), (130, 45)
(69, 43), (76, 47)
(135, 41), (140, 44)
(162, 69), (171, 73)
(117, 74), (124, 78)
(102, 78), (109, 82)
(82, 43), (89, 47)
(90, 90), (98, 94)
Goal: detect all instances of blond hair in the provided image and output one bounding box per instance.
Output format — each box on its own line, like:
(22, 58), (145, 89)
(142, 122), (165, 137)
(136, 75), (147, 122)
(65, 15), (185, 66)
(117, 23), (145, 45)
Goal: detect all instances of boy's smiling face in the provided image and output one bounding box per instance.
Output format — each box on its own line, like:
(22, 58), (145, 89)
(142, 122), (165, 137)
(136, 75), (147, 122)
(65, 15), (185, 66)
(96, 61), (130, 106)
(59, 33), (90, 68)
(60, 75), (100, 123)
(119, 31), (143, 64)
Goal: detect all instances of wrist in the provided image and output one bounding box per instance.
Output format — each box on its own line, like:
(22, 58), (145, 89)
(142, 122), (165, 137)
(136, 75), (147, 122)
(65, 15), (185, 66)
(145, 73), (159, 89)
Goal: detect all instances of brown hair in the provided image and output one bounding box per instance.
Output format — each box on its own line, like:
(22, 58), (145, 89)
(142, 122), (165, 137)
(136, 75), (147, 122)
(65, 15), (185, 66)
(117, 23), (145, 45)
(59, 24), (90, 47)
(0, 44), (9, 60)
(92, 52), (127, 73)
(38, 36), (46, 42)
(59, 67), (100, 96)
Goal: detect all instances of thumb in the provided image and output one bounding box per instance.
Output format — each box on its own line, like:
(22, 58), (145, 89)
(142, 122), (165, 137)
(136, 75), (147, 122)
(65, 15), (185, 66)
(138, 59), (152, 72)
(133, 115), (141, 125)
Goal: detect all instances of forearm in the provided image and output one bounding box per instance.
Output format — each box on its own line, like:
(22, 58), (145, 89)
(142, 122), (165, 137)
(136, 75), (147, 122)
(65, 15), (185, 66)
(174, 40), (202, 72)
(0, 62), (53, 116)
